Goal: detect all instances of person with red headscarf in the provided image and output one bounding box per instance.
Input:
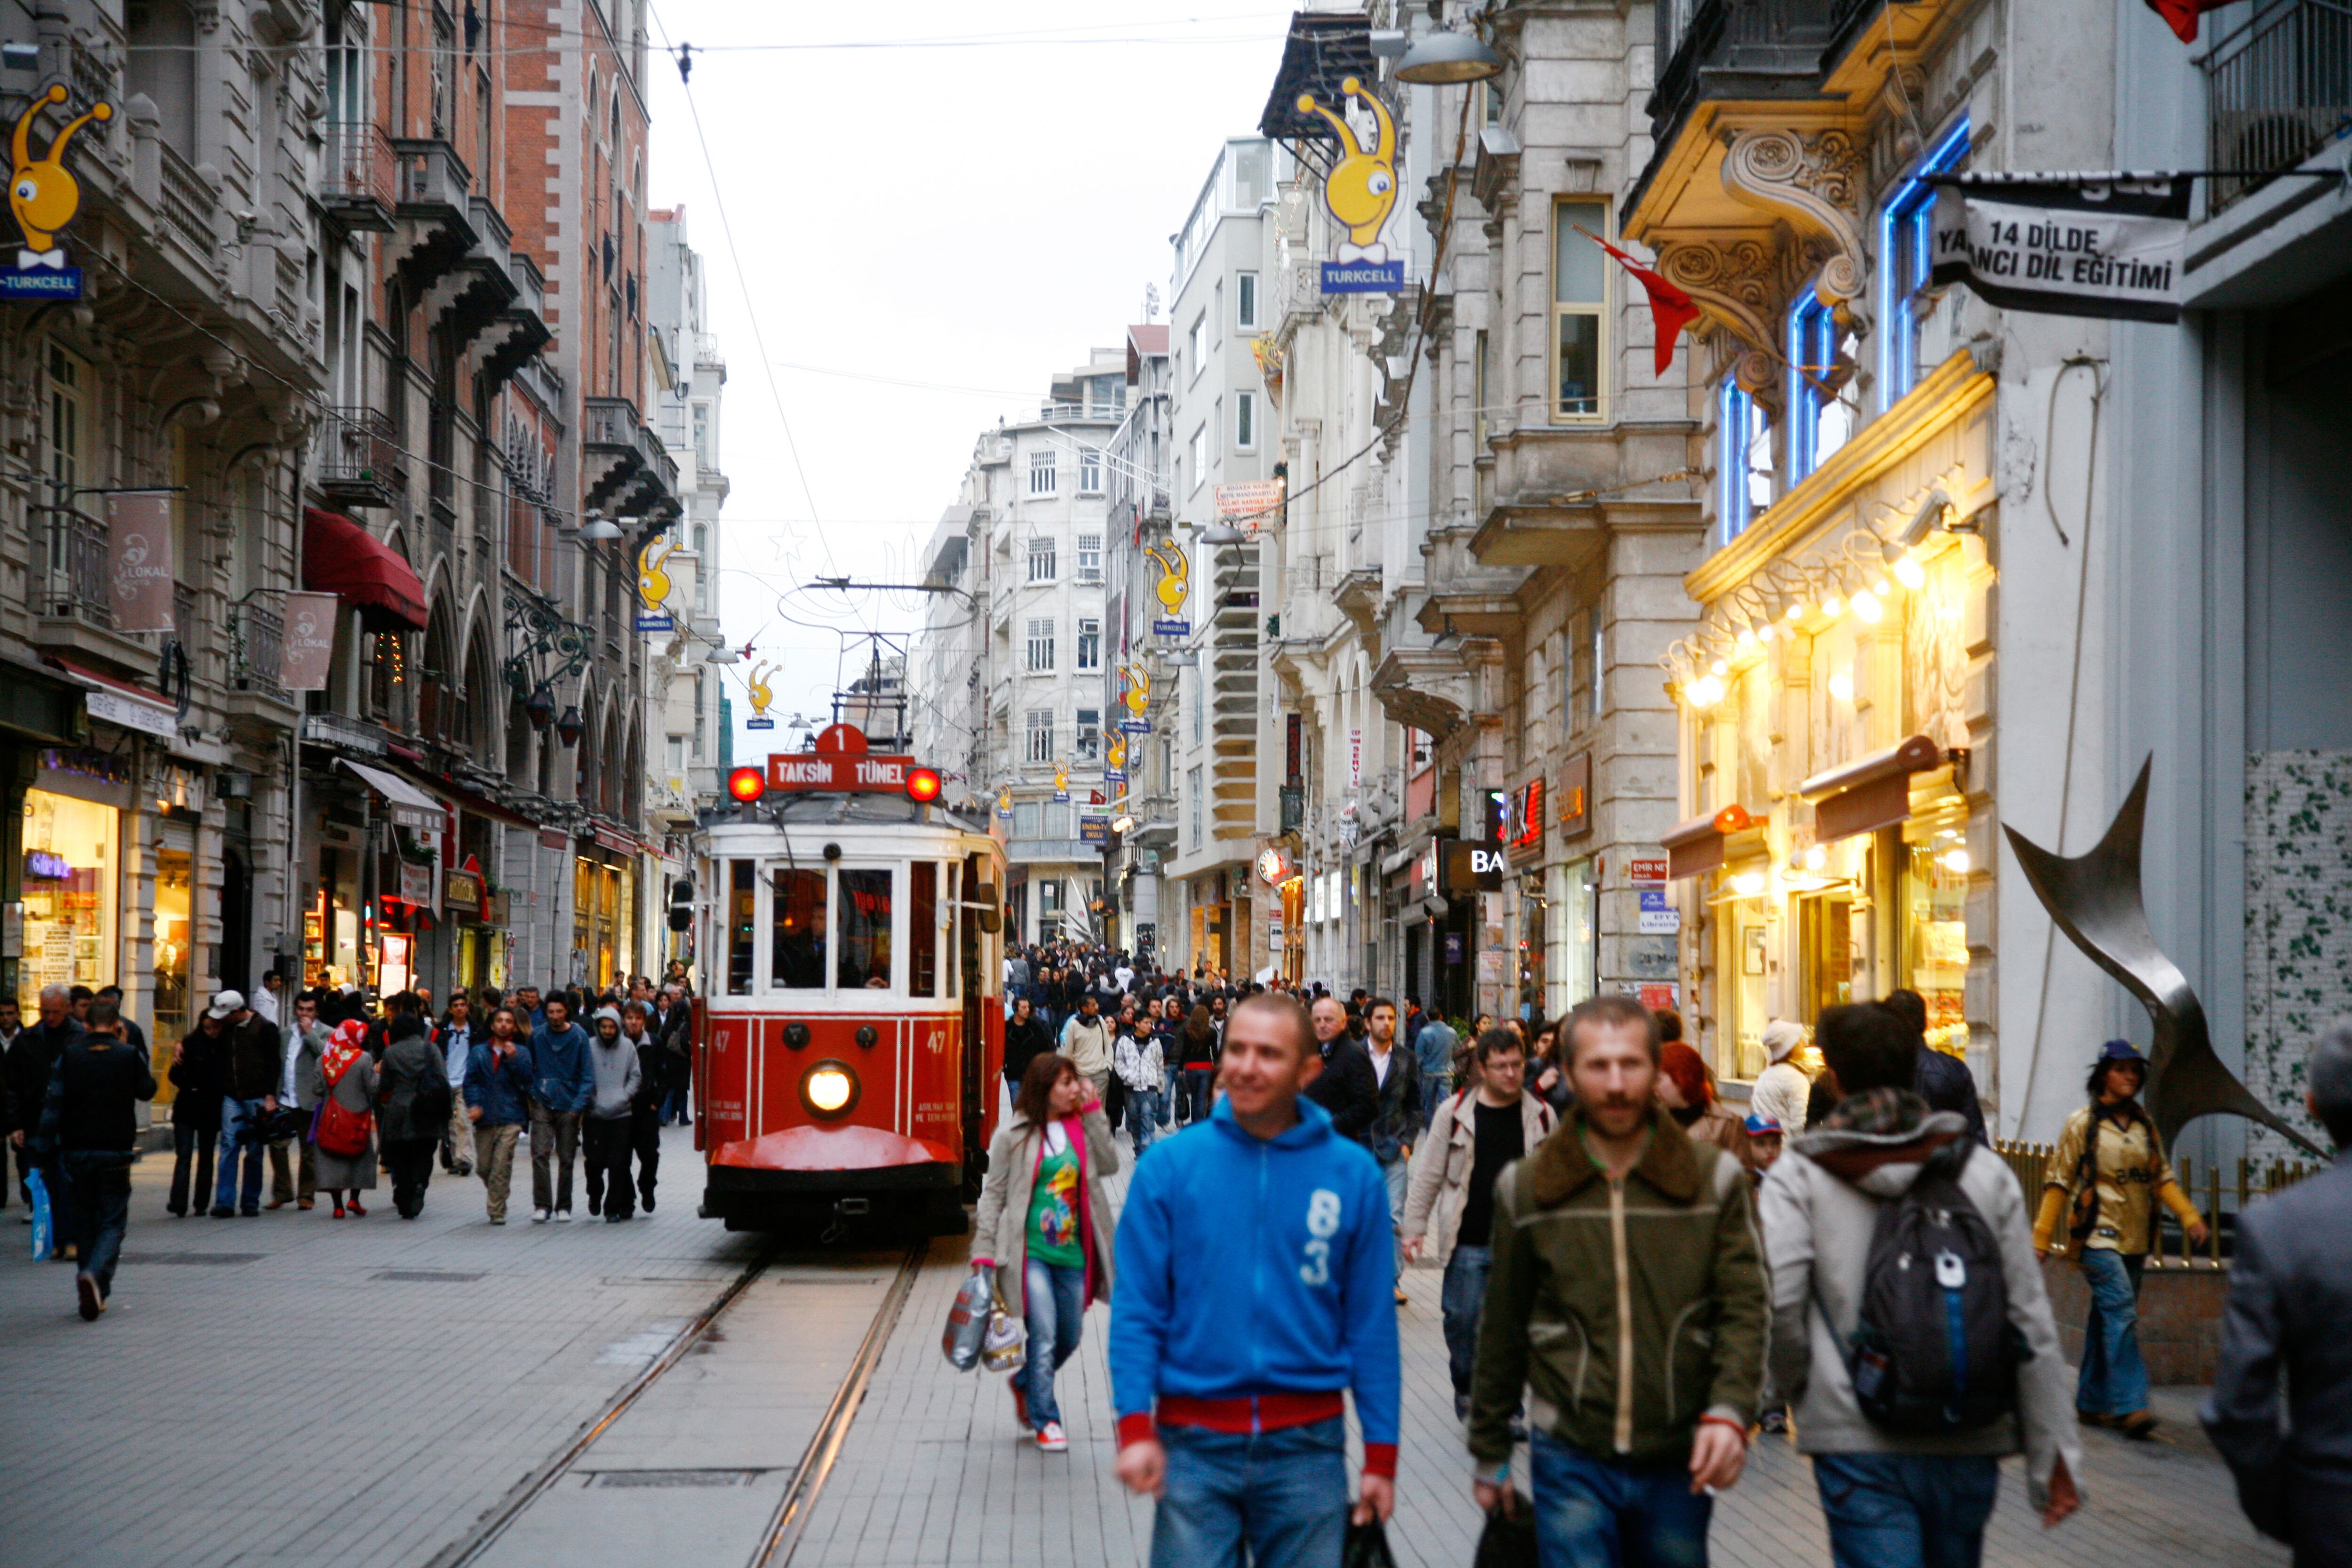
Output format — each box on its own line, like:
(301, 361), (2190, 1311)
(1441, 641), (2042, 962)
(1657, 1039), (1753, 1173)
(311, 1021), (379, 1217)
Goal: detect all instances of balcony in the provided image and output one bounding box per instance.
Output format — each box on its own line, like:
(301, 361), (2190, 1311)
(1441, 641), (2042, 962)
(479, 252), (555, 394)
(1638, 0), (1838, 194)
(582, 396), (680, 517)
(319, 122), (397, 234)
(390, 137), (479, 295)
(230, 601), (286, 696)
(318, 408), (406, 511)
(32, 507), (157, 675)
(2206, 0), (2352, 214)
(156, 142), (219, 255)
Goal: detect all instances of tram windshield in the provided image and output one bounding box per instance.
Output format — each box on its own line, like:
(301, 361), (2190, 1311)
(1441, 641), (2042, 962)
(770, 869), (827, 990)
(836, 869), (893, 989)
(734, 854), (982, 999)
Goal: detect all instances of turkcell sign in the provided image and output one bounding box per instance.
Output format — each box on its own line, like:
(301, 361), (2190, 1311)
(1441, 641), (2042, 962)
(634, 613), (673, 632)
(0, 266), (82, 300)
(745, 717), (776, 730)
(766, 752), (916, 793)
(1118, 718), (1152, 734)
(1105, 768), (1128, 784)
(1152, 618), (1190, 637)
(1320, 259), (1403, 294)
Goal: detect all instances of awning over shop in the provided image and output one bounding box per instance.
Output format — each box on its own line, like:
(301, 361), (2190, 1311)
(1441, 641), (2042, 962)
(303, 507), (427, 633)
(1801, 734), (1947, 844)
(1662, 804), (1756, 881)
(338, 757), (446, 831)
(45, 656), (178, 740)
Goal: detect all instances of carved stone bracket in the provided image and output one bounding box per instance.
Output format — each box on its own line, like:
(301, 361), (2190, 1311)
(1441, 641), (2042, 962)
(1719, 128), (1870, 311)
(1655, 238), (1787, 405)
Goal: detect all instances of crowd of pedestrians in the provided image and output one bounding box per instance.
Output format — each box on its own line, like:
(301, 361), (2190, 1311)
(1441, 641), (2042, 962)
(1, 970), (699, 1319)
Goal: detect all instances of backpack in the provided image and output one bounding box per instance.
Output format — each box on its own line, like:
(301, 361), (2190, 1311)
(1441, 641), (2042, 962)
(1838, 1140), (2026, 1433)
(410, 1063), (453, 1137)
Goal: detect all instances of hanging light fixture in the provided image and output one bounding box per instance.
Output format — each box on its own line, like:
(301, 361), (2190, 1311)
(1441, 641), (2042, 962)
(524, 686), (555, 729)
(1395, 27), (1503, 83)
(556, 705), (584, 748)
(577, 511), (622, 542)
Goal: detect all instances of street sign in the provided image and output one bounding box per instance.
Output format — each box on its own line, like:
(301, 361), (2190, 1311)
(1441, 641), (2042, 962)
(1637, 888), (1681, 934)
(1628, 857), (1669, 885)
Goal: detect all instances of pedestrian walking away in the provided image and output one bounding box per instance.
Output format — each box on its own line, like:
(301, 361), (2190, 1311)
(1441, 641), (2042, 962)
(1470, 994), (1766, 1568)
(1750, 1019), (1813, 1136)
(311, 1021), (380, 1218)
(1111, 992), (1398, 1568)
(1760, 1001), (2079, 1568)
(581, 1006), (643, 1221)
(529, 993), (596, 1222)
(2203, 1023), (2352, 1566)
(973, 1052), (1120, 1451)
(1413, 1007), (1458, 1133)
(162, 997), (223, 1219)
(1403, 1027), (1554, 1421)
(376, 1013), (449, 1220)
(19, 996), (154, 1319)
(2033, 1037), (2209, 1439)
(465, 1007), (535, 1224)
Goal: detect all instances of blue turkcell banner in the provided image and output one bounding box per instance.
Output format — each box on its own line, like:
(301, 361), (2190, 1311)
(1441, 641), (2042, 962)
(1152, 618), (1190, 637)
(1320, 259), (1403, 294)
(1118, 719), (1152, 734)
(0, 266), (82, 301)
(745, 718), (776, 730)
(634, 614), (673, 632)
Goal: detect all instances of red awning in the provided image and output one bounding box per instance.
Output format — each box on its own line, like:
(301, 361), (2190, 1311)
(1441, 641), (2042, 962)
(302, 507), (427, 633)
(1800, 734), (1947, 844)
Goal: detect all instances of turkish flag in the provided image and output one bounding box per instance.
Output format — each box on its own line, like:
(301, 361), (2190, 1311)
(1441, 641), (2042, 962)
(2144, 0), (2229, 41)
(1581, 227), (1700, 378)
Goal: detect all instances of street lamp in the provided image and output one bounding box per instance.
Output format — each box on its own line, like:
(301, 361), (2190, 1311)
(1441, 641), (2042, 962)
(1395, 28), (1503, 84)
(524, 686), (555, 730)
(556, 705), (584, 748)
(577, 511), (622, 542)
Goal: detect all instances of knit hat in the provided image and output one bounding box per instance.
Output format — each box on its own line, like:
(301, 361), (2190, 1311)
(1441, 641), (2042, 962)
(1762, 1019), (1806, 1065)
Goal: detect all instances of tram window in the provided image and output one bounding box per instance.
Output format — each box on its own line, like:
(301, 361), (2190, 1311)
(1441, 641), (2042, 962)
(945, 863), (961, 999)
(836, 868), (894, 990)
(910, 862), (939, 998)
(728, 860), (755, 996)
(770, 868), (828, 990)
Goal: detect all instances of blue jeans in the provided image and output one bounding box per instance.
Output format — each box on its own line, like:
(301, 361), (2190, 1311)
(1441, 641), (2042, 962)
(1529, 1428), (1712, 1568)
(1812, 1453), (1999, 1568)
(1021, 1257), (1086, 1428)
(1181, 1066), (1216, 1125)
(1443, 1243), (1494, 1405)
(1127, 1087), (1164, 1154)
(2076, 1248), (2149, 1417)
(1151, 1416), (1346, 1568)
(1422, 1071), (1452, 1130)
(213, 1096), (268, 1212)
(63, 1150), (134, 1299)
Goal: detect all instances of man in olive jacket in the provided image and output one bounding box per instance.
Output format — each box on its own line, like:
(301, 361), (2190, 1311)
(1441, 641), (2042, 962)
(1469, 994), (1765, 1566)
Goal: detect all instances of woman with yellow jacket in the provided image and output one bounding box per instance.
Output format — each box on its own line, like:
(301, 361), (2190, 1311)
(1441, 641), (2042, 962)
(2034, 1039), (2209, 1438)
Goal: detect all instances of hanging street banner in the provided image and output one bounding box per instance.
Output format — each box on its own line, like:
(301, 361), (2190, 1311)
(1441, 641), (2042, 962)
(1931, 172), (2192, 323)
(106, 491), (176, 633)
(1145, 539), (1190, 636)
(635, 539), (675, 632)
(1215, 478), (1284, 533)
(280, 592), (341, 690)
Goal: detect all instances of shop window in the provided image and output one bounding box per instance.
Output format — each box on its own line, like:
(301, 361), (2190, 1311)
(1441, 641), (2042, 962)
(769, 867), (827, 990)
(17, 788), (119, 1014)
(729, 860), (756, 995)
(1551, 198), (1609, 420)
(1902, 835), (1971, 1054)
(154, 845), (192, 1057)
(1786, 290), (1856, 483)
(909, 861), (939, 998)
(1717, 377), (1772, 545)
(836, 868), (893, 988)
(1880, 119), (1971, 409)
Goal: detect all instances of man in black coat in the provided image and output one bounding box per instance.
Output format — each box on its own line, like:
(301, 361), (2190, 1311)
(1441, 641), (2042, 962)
(1001, 995), (1054, 1111)
(30, 995), (155, 1317)
(1303, 994), (1379, 1149)
(652, 982), (694, 1125)
(207, 992), (282, 1217)
(166, 1008), (229, 1216)
(7, 985), (84, 1253)
(1883, 987), (1987, 1145)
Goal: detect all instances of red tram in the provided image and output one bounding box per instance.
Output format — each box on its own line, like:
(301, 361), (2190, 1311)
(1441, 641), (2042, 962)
(691, 727), (1005, 1234)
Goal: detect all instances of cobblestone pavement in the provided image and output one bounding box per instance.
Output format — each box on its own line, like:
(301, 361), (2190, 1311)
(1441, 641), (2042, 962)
(0, 1123), (2293, 1568)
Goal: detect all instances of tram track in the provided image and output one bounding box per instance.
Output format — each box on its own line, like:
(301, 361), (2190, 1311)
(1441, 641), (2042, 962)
(434, 1237), (929, 1568)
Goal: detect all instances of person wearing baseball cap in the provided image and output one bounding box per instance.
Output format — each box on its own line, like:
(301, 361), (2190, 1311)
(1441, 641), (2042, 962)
(205, 991), (281, 1218)
(1742, 1112), (1784, 1179)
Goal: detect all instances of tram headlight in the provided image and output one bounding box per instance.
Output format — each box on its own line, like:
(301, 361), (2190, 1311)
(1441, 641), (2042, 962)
(800, 1060), (859, 1118)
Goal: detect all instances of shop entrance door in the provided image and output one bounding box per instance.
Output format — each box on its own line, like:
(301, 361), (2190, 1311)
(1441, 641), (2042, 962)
(1797, 889), (1868, 1021)
(218, 845), (252, 995)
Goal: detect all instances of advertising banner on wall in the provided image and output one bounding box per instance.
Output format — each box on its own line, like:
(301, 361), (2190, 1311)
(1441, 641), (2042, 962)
(280, 592), (340, 690)
(106, 491), (176, 633)
(1930, 173), (2192, 323)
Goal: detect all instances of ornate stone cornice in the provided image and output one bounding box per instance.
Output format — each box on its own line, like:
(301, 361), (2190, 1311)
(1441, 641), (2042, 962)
(1719, 128), (1869, 311)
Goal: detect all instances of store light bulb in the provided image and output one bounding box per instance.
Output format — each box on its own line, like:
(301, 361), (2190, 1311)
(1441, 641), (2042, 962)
(1736, 626), (1759, 649)
(1828, 669), (1854, 702)
(1804, 844), (1828, 871)
(1820, 595), (1843, 618)
(1893, 553), (1928, 591)
(1757, 624), (1777, 642)
(1732, 870), (1767, 898)
(1786, 602), (1807, 622)
(1685, 674), (1725, 709)
(1710, 658), (1728, 678)
(1944, 848), (1971, 874)
(1852, 592), (1884, 624)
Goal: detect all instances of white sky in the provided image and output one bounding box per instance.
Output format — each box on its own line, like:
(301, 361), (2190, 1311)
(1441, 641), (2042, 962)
(638, 1), (1297, 765)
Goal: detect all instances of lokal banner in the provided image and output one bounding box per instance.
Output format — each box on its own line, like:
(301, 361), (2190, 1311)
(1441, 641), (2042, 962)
(106, 492), (176, 634)
(1930, 173), (2192, 323)
(280, 592), (340, 690)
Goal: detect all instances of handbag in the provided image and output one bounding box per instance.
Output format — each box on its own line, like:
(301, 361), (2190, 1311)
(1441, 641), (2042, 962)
(1473, 1495), (1537, 1568)
(1341, 1515), (1396, 1568)
(26, 1167), (52, 1261)
(314, 1048), (374, 1159)
(980, 1290), (1027, 1374)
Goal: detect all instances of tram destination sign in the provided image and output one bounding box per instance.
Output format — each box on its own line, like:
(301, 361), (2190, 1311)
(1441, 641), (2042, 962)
(765, 752), (920, 793)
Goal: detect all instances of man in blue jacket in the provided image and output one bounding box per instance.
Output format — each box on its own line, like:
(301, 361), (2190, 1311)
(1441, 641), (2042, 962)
(464, 1004), (534, 1225)
(1111, 991), (1399, 1566)
(527, 993), (595, 1223)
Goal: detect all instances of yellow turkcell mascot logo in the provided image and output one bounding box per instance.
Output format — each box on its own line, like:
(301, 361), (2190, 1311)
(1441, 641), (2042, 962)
(12, 84), (111, 267)
(637, 538), (675, 611)
(1296, 77), (1396, 264)
(1122, 662), (1151, 722)
(1144, 539), (1188, 618)
(743, 659), (776, 720)
(1106, 734), (1128, 776)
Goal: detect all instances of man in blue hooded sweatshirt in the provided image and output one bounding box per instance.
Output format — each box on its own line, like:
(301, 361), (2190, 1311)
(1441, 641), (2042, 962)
(1111, 991), (1399, 1566)
(527, 993), (596, 1223)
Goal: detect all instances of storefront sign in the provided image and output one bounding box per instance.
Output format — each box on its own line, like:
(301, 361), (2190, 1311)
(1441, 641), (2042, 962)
(1637, 888), (1681, 934)
(1297, 77), (1399, 292)
(1078, 815), (1108, 845)
(85, 682), (176, 739)
(1505, 778), (1545, 862)
(764, 752), (918, 793)
(24, 850), (70, 881)
(1637, 982), (1679, 1013)
(1214, 479), (1284, 531)
(1145, 539), (1190, 635)
(1560, 752), (1591, 837)
(1117, 662), (1152, 734)
(105, 491), (176, 634)
(487, 890), (512, 926)
(1443, 931), (1466, 965)
(1437, 838), (1507, 897)
(1931, 173), (2192, 324)
(280, 592), (340, 690)
(444, 868), (482, 909)
(540, 827), (571, 850)
(1627, 856), (1669, 885)
(3, 87), (110, 301)
(397, 860), (433, 909)
(1257, 845), (1293, 886)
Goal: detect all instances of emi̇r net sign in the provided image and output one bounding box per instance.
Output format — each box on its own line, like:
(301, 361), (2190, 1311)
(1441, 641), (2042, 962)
(1930, 173), (2192, 323)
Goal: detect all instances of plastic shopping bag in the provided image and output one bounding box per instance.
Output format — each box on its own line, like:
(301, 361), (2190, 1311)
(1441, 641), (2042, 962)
(942, 1268), (993, 1371)
(27, 1166), (52, 1261)
(980, 1292), (1027, 1375)
(1473, 1494), (1538, 1568)
(1342, 1515), (1396, 1568)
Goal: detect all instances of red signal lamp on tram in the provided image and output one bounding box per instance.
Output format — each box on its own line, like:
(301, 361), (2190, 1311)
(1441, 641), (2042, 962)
(904, 766), (942, 804)
(726, 766), (766, 804)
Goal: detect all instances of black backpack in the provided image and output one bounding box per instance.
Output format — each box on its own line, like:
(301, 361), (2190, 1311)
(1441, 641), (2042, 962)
(1838, 1140), (2028, 1433)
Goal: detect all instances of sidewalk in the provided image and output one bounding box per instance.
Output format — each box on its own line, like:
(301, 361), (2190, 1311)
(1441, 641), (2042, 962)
(797, 1123), (2290, 1568)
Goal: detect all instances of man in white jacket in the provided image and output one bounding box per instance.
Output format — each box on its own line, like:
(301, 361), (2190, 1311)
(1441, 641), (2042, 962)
(1759, 1001), (2079, 1567)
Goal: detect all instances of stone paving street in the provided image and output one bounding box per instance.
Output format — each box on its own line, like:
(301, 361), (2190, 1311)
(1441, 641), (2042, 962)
(0, 1124), (2294, 1568)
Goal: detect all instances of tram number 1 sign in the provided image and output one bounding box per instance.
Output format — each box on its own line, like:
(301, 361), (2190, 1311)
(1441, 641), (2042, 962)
(766, 753), (919, 793)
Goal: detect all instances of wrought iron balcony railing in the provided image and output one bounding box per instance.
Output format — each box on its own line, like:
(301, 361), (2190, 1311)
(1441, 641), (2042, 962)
(2206, 0), (2352, 214)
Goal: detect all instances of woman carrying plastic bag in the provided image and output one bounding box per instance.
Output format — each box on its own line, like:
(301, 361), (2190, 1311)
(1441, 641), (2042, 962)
(970, 1052), (1119, 1452)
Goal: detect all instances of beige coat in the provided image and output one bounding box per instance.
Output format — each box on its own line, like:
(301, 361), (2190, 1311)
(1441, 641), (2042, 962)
(971, 1107), (1120, 1310)
(1399, 1086), (1555, 1269)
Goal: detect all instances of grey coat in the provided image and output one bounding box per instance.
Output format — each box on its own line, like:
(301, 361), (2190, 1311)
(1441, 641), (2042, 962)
(971, 1108), (1120, 1312)
(311, 1053), (379, 1190)
(376, 1037), (444, 1143)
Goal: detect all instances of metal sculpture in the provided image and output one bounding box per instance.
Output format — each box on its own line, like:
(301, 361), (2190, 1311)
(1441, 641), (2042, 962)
(2004, 756), (2323, 1156)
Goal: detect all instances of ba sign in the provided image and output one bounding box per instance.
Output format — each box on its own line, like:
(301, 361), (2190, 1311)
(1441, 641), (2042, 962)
(1437, 838), (1506, 897)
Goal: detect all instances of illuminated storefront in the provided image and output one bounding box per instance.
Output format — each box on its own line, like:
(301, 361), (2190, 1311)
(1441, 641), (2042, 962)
(17, 774), (122, 1012)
